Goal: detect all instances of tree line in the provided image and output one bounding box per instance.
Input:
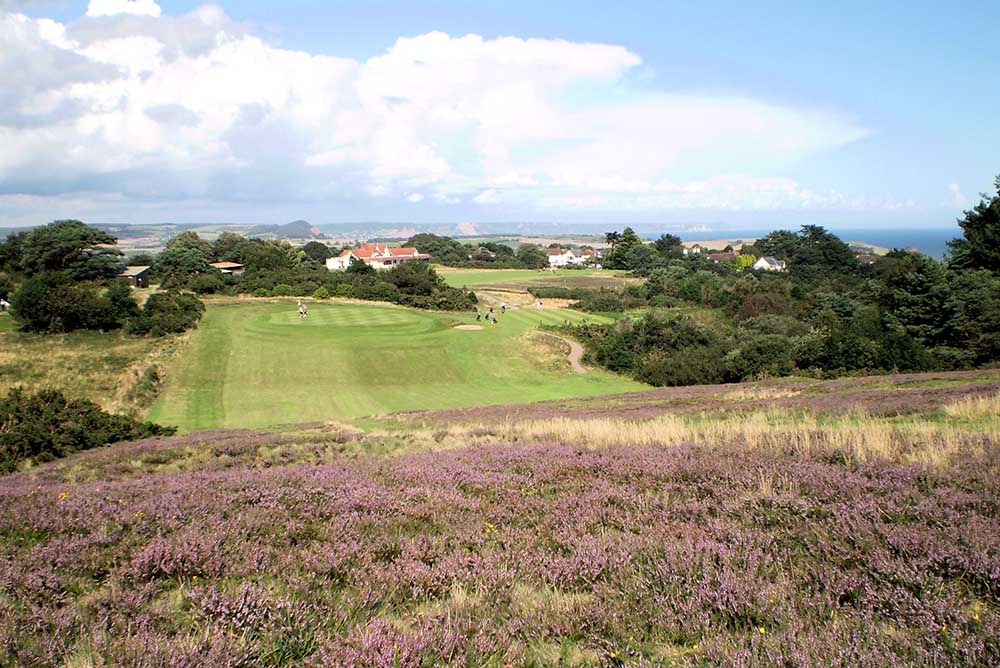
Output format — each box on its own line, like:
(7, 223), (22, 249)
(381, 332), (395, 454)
(557, 177), (1000, 386)
(0, 221), (204, 335)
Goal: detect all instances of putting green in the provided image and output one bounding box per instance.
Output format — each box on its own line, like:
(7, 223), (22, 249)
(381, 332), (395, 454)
(148, 300), (647, 431)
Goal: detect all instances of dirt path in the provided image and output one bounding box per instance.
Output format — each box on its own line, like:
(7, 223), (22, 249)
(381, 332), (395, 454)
(537, 332), (587, 374)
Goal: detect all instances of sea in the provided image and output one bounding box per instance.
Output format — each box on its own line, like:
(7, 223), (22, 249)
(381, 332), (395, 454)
(677, 227), (958, 259)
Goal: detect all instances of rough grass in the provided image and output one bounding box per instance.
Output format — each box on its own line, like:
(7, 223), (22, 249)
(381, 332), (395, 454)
(147, 300), (646, 432)
(0, 329), (184, 417)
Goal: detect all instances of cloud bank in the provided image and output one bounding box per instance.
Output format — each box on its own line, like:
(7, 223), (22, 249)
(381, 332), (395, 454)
(0, 1), (874, 222)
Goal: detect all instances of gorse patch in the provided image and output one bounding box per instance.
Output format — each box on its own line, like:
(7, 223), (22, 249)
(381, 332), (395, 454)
(0, 388), (174, 473)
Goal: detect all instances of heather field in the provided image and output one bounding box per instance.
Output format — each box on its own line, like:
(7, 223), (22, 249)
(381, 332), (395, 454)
(2, 374), (999, 667)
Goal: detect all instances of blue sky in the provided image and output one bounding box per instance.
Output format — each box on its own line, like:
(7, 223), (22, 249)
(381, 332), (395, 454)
(1, 0), (997, 230)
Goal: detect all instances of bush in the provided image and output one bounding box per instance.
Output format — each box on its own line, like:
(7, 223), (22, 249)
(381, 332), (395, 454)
(272, 284), (295, 297)
(0, 388), (175, 473)
(636, 345), (728, 387)
(335, 284), (355, 299)
(127, 291), (205, 336)
(253, 288), (270, 298)
(11, 273), (136, 332)
(187, 272), (226, 294)
(723, 334), (796, 381)
(313, 286), (330, 300)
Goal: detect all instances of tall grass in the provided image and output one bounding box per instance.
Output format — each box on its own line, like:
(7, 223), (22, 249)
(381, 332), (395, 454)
(943, 392), (1000, 420)
(419, 409), (997, 469)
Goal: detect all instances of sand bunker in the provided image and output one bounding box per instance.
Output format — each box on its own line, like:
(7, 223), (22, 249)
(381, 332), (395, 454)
(454, 325), (484, 330)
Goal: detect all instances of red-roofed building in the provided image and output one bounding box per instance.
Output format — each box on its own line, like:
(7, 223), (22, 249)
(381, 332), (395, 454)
(209, 261), (245, 275)
(326, 243), (431, 270)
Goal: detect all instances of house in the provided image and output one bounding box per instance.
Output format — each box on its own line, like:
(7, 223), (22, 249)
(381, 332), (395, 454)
(544, 248), (590, 267)
(753, 256), (787, 272)
(326, 243), (431, 271)
(682, 244), (702, 255)
(210, 261), (245, 275)
(707, 252), (738, 264)
(120, 265), (151, 288)
(855, 253), (878, 265)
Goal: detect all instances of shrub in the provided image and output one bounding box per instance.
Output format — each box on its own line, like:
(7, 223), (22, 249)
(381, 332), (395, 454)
(724, 334), (796, 381)
(636, 344), (728, 386)
(11, 272), (135, 332)
(187, 272), (226, 294)
(272, 284), (295, 297)
(313, 286), (330, 300)
(127, 291), (205, 336)
(253, 288), (270, 298)
(0, 388), (175, 473)
(335, 284), (355, 299)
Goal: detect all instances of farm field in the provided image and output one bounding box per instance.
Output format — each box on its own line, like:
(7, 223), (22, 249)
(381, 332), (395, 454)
(2, 370), (998, 666)
(437, 267), (635, 290)
(148, 300), (647, 431)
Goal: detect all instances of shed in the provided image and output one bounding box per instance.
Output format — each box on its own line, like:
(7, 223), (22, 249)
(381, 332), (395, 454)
(120, 265), (151, 288)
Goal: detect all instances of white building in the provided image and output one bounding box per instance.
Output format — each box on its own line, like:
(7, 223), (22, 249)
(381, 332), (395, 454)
(753, 256), (787, 272)
(544, 248), (592, 267)
(327, 243), (431, 270)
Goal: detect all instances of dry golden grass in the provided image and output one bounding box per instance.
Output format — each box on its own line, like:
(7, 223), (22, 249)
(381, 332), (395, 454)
(409, 409), (996, 470)
(942, 392), (1000, 420)
(0, 330), (185, 417)
(723, 386), (802, 402)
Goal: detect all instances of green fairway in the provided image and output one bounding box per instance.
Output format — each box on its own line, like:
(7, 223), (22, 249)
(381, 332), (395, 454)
(148, 300), (647, 431)
(0, 314), (14, 332)
(437, 267), (631, 289)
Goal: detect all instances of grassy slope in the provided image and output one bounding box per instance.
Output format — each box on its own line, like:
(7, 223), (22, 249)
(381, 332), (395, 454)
(148, 300), (646, 431)
(0, 325), (182, 416)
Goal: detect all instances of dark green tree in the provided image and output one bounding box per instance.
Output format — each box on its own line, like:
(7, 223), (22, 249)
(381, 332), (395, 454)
(212, 232), (246, 262)
(384, 259), (442, 296)
(236, 238), (292, 271)
(653, 233), (683, 259)
(346, 256), (376, 275)
(302, 241), (333, 264)
(515, 245), (548, 269)
(948, 175), (1000, 272)
(154, 245), (213, 286)
(165, 231), (214, 257)
(606, 228), (643, 269)
(18, 220), (121, 280)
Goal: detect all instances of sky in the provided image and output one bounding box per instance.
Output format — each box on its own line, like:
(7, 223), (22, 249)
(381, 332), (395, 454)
(0, 0), (997, 230)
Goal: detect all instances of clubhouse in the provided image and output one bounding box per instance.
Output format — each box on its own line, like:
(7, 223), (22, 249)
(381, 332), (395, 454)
(326, 243), (431, 270)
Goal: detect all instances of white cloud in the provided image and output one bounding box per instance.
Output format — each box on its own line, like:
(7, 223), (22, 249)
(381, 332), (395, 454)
(948, 183), (968, 208)
(86, 0), (161, 18)
(0, 5), (877, 217)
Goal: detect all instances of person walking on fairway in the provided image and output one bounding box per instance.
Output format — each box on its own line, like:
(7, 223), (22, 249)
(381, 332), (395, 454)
(501, 302), (507, 314)
(475, 312), (482, 322)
